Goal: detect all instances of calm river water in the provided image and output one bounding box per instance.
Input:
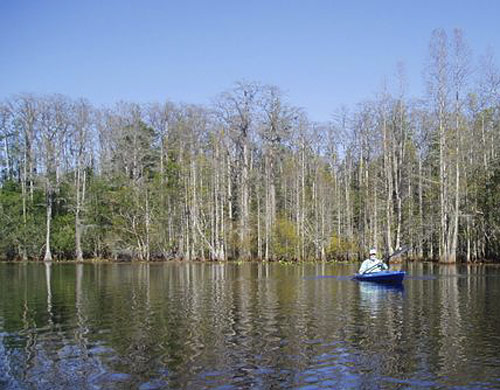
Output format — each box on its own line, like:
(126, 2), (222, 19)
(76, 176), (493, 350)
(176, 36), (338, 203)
(1, 262), (499, 389)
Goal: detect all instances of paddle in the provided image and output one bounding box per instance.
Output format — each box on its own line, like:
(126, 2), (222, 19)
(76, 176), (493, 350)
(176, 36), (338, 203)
(384, 245), (409, 266)
(361, 246), (409, 274)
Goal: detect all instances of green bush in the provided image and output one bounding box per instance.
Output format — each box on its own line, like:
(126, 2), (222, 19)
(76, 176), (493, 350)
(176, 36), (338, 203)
(326, 234), (359, 261)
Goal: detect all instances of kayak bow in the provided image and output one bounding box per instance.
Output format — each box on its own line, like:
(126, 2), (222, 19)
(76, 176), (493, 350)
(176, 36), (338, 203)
(353, 270), (406, 284)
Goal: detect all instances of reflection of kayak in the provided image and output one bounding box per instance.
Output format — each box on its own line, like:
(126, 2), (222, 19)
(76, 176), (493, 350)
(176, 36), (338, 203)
(353, 270), (405, 284)
(359, 282), (404, 293)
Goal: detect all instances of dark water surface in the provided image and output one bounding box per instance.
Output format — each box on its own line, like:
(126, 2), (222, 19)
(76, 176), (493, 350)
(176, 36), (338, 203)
(1, 262), (500, 389)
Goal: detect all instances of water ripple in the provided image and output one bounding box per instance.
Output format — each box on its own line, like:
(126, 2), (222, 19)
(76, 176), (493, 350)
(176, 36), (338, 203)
(1, 262), (500, 389)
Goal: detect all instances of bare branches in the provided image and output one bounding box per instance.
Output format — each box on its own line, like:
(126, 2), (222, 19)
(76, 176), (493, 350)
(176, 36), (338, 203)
(1, 35), (500, 263)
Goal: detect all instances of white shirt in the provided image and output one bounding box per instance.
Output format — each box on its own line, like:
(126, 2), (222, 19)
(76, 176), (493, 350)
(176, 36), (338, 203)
(358, 256), (388, 274)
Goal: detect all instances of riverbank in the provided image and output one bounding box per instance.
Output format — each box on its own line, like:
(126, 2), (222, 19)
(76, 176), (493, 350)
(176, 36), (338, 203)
(2, 257), (499, 265)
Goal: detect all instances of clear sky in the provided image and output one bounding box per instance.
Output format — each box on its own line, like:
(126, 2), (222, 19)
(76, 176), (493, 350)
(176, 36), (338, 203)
(1, 0), (499, 122)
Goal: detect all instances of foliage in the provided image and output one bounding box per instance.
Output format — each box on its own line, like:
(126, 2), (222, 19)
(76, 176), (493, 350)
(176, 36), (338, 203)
(272, 217), (298, 260)
(479, 161), (500, 260)
(326, 234), (359, 261)
(0, 180), (45, 260)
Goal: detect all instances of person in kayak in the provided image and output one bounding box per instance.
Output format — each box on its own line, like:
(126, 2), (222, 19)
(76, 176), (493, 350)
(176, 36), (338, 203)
(358, 248), (388, 274)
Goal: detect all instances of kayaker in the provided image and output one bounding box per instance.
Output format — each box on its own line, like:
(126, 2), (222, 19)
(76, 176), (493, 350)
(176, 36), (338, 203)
(358, 248), (388, 274)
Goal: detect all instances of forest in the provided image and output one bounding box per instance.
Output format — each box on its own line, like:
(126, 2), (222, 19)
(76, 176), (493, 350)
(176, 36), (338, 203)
(1, 29), (499, 263)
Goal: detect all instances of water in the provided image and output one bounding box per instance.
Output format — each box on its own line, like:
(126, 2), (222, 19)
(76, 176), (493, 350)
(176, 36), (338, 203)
(0, 262), (499, 389)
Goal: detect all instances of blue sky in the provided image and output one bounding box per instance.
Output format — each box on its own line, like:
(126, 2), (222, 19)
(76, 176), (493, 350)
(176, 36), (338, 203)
(1, 0), (499, 122)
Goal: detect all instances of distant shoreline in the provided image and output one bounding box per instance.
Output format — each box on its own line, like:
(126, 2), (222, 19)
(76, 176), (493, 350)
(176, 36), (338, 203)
(1, 258), (499, 265)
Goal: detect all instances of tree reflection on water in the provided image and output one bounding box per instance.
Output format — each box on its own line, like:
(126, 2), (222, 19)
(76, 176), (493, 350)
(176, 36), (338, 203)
(0, 262), (499, 389)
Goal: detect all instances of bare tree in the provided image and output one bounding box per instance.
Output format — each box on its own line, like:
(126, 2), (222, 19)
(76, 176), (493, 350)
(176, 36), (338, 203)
(38, 95), (71, 261)
(215, 81), (260, 259)
(426, 29), (454, 262)
(71, 99), (93, 262)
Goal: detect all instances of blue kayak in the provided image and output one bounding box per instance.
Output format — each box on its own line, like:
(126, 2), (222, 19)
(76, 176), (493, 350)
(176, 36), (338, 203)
(353, 270), (406, 284)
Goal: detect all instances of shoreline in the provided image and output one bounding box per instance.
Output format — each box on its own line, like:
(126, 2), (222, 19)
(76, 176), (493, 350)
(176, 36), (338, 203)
(1, 258), (499, 266)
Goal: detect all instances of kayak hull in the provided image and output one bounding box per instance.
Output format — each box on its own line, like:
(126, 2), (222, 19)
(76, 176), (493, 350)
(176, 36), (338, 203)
(353, 270), (406, 284)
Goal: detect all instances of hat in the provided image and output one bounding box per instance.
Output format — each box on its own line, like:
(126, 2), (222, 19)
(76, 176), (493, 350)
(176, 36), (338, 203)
(369, 248), (377, 255)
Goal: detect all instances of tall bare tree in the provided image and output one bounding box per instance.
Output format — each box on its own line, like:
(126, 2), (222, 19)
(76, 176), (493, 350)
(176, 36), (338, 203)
(71, 99), (92, 262)
(216, 82), (260, 259)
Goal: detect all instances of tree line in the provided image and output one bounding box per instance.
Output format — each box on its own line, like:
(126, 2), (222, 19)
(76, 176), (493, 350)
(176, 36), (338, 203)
(1, 28), (499, 263)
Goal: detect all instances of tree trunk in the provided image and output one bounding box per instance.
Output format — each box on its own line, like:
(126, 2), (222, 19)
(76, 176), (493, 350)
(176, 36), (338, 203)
(418, 158), (424, 258)
(240, 142), (250, 259)
(44, 187), (53, 262)
(75, 159), (86, 262)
